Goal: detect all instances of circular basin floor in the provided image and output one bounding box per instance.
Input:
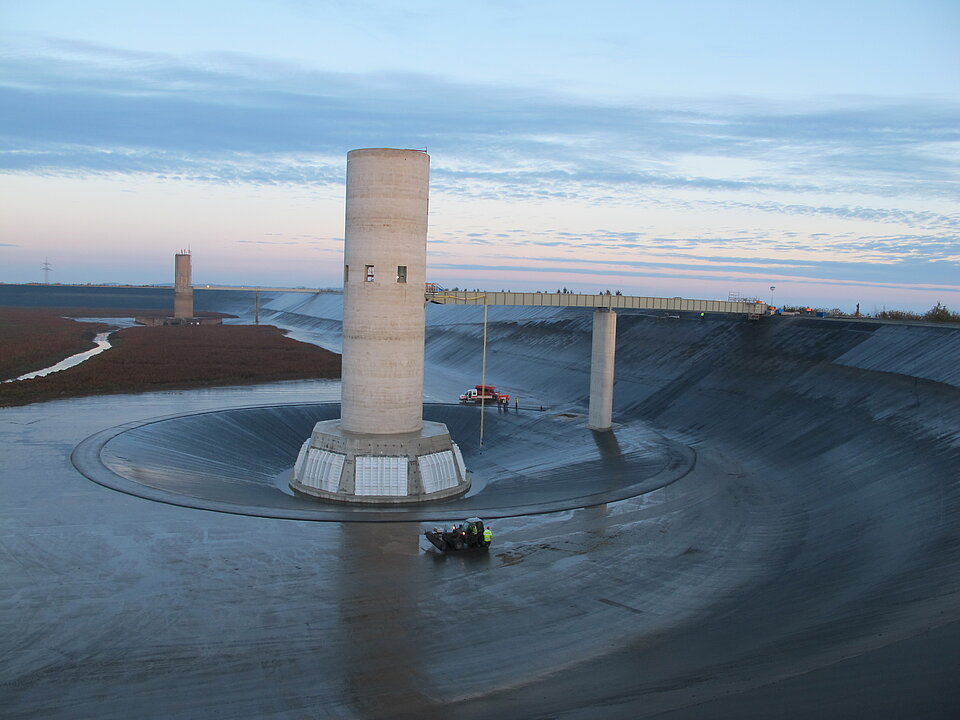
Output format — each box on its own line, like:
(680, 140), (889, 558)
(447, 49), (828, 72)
(72, 402), (695, 521)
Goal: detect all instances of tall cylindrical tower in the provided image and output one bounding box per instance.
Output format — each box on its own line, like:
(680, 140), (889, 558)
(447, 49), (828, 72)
(291, 148), (469, 504)
(174, 251), (193, 319)
(341, 148), (429, 434)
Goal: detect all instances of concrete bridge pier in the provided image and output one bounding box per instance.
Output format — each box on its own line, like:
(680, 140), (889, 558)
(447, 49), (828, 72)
(588, 308), (617, 430)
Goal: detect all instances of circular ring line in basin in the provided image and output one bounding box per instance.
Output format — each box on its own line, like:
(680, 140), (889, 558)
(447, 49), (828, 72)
(72, 402), (696, 522)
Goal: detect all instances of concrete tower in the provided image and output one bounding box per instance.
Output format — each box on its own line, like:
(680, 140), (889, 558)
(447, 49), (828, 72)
(340, 148), (428, 435)
(174, 251), (193, 319)
(291, 149), (469, 504)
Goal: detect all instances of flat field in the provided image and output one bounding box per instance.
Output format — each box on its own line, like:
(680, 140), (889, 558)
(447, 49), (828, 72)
(0, 307), (340, 406)
(0, 307), (112, 379)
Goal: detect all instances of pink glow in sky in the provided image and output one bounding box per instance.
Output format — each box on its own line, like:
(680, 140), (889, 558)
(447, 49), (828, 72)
(1, 1), (958, 312)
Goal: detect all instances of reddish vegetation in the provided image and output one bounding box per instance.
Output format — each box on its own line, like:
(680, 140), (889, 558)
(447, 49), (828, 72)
(0, 308), (110, 379)
(0, 308), (340, 407)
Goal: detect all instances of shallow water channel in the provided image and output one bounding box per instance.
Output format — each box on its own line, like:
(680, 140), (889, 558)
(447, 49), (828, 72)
(4, 318), (136, 382)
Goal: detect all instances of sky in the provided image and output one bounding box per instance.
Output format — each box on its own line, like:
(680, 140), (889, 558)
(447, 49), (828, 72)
(1, 0), (958, 312)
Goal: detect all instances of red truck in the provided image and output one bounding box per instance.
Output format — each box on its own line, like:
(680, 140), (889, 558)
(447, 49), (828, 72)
(459, 384), (510, 407)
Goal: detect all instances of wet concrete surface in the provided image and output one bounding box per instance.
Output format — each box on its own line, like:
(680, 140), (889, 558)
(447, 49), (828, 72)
(2, 302), (960, 719)
(75, 403), (693, 521)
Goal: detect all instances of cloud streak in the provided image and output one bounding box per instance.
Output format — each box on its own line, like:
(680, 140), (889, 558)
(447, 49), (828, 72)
(1, 39), (957, 309)
(429, 259), (960, 296)
(2, 41), (958, 201)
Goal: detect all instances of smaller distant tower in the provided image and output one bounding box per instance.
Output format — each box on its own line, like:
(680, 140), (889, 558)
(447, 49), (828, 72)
(42, 257), (52, 285)
(174, 250), (194, 319)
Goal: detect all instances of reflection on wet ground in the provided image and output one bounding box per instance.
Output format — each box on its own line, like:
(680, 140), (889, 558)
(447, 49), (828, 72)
(339, 523), (429, 717)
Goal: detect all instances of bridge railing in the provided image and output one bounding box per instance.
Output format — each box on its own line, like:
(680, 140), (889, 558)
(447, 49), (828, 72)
(425, 290), (767, 316)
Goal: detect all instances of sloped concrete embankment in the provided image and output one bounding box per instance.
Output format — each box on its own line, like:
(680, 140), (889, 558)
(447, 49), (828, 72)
(427, 313), (960, 537)
(429, 311), (960, 543)
(424, 311), (960, 716)
(427, 310), (959, 445)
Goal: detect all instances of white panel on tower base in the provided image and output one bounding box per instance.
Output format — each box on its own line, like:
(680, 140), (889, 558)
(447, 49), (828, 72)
(294, 439), (311, 479)
(355, 456), (408, 496)
(296, 443), (345, 493)
(452, 442), (467, 481)
(418, 450), (460, 494)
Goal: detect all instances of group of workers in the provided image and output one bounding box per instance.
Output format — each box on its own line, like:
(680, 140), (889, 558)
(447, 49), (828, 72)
(459, 520), (493, 546)
(425, 518), (494, 552)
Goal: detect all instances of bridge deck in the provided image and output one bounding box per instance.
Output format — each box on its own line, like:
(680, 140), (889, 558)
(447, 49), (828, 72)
(427, 290), (766, 315)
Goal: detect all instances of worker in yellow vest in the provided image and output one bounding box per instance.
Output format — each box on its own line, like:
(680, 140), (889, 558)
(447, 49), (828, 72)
(483, 525), (493, 546)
